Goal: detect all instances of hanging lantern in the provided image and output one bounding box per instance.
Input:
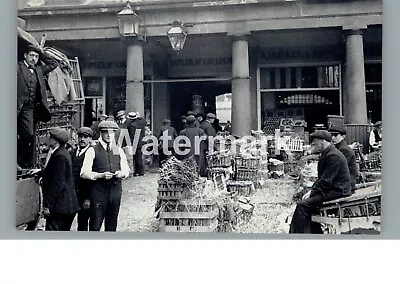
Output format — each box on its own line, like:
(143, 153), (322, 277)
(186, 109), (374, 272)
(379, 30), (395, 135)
(117, 1), (140, 37)
(167, 20), (187, 52)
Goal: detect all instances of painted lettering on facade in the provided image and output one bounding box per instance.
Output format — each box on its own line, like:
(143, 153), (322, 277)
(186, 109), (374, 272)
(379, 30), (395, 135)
(168, 57), (232, 67)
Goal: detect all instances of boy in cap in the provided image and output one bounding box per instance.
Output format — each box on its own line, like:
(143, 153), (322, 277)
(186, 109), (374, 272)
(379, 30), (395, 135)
(17, 45), (59, 169)
(80, 121), (130, 231)
(70, 127), (94, 231)
(328, 125), (358, 192)
(41, 127), (80, 231)
(289, 130), (352, 234)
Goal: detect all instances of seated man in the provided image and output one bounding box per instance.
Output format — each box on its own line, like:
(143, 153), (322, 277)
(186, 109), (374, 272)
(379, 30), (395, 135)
(328, 125), (359, 192)
(289, 130), (352, 234)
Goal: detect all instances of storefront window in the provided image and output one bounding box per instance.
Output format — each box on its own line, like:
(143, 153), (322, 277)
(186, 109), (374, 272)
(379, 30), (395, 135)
(83, 77), (104, 127)
(259, 64), (341, 133)
(365, 62), (382, 123)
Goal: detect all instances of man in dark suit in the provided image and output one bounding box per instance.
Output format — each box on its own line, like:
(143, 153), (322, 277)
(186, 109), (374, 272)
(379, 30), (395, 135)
(127, 112), (146, 176)
(156, 119), (178, 167)
(289, 130), (352, 234)
(328, 125), (359, 192)
(179, 115), (206, 171)
(17, 45), (58, 168)
(41, 127), (80, 231)
(70, 127), (94, 231)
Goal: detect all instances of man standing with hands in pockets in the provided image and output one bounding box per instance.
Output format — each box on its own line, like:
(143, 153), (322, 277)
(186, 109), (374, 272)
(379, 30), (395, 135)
(80, 121), (130, 231)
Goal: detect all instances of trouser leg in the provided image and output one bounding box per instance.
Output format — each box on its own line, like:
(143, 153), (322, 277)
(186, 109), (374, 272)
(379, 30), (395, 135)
(45, 213), (75, 231)
(134, 148), (145, 175)
(17, 106), (35, 168)
(289, 191), (324, 234)
(89, 187), (107, 231)
(104, 183), (122, 232)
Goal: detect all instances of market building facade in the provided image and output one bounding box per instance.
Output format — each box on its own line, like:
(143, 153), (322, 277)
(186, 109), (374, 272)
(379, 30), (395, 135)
(17, 0), (382, 140)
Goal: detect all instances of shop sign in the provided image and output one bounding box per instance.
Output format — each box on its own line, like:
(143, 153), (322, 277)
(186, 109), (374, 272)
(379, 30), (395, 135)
(259, 46), (342, 61)
(168, 57), (232, 67)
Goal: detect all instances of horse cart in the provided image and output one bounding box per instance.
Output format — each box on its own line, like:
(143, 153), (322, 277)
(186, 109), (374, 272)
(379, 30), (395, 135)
(311, 180), (381, 234)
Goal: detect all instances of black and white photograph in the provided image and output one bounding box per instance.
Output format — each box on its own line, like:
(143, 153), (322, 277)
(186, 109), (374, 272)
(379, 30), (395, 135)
(16, 0), (382, 235)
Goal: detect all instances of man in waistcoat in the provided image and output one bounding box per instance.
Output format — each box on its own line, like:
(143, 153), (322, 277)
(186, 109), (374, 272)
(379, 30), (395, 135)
(41, 127), (80, 231)
(70, 127), (94, 231)
(17, 45), (59, 168)
(80, 121), (130, 231)
(369, 121), (382, 152)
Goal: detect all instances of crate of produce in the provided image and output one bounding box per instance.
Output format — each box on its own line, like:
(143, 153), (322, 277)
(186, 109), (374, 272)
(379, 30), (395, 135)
(207, 167), (232, 180)
(157, 180), (189, 201)
(226, 181), (255, 197)
(234, 155), (261, 169)
(206, 152), (232, 168)
(158, 199), (219, 232)
(234, 168), (259, 182)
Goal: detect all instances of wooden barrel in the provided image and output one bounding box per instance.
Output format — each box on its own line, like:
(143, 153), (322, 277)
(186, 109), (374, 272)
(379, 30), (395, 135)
(345, 124), (370, 154)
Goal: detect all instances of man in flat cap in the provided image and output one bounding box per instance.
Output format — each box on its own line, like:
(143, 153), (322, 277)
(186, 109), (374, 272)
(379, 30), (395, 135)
(80, 121), (130, 231)
(289, 130), (352, 234)
(199, 113), (217, 176)
(41, 127), (80, 231)
(369, 121), (382, 152)
(91, 113), (107, 140)
(17, 45), (59, 169)
(70, 127), (94, 231)
(179, 115), (206, 171)
(155, 118), (178, 167)
(328, 125), (358, 192)
(127, 112), (146, 176)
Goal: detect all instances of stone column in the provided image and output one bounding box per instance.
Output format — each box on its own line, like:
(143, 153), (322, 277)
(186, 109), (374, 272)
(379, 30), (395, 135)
(231, 36), (251, 137)
(126, 40), (144, 115)
(343, 29), (368, 124)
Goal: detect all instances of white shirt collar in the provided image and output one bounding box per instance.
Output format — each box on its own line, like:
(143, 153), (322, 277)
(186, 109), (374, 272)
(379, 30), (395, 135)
(77, 145), (90, 156)
(98, 137), (111, 150)
(50, 146), (59, 155)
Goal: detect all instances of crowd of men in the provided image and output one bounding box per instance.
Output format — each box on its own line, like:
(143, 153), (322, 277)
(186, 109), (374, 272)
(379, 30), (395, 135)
(17, 44), (381, 234)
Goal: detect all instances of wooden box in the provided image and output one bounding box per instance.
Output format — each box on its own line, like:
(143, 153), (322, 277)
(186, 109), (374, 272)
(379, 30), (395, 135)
(226, 181), (255, 197)
(158, 199), (219, 232)
(157, 181), (189, 201)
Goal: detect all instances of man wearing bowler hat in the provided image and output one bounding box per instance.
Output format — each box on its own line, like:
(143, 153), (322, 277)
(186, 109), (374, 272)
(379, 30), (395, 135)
(41, 127), (80, 231)
(328, 125), (359, 192)
(17, 45), (59, 168)
(289, 130), (352, 234)
(70, 127), (94, 231)
(80, 121), (130, 231)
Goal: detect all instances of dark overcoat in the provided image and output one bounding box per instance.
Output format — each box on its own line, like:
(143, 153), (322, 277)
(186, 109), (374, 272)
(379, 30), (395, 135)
(41, 146), (80, 215)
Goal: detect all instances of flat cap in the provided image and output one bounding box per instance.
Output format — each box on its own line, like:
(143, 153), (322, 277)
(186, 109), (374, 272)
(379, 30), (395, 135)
(49, 127), (70, 144)
(186, 115), (196, 124)
(328, 125), (346, 135)
(206, 113), (216, 119)
(98, 121), (119, 131)
(127, 112), (138, 120)
(77, 127), (94, 137)
(374, 121), (382, 127)
(310, 130), (332, 142)
(163, 119), (171, 124)
(116, 110), (126, 118)
(26, 44), (42, 54)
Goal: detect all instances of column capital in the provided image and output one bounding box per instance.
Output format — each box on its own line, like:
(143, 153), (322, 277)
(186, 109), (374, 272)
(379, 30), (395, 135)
(342, 25), (367, 36)
(121, 36), (146, 46)
(230, 34), (251, 42)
